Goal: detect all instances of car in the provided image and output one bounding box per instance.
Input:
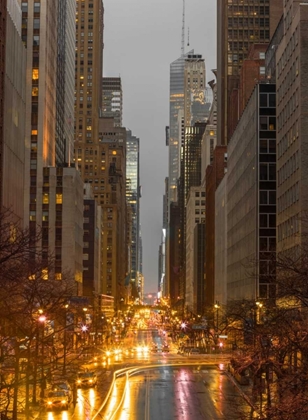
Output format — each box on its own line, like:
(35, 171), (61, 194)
(76, 371), (97, 388)
(190, 348), (200, 355)
(45, 390), (70, 410)
(49, 381), (72, 402)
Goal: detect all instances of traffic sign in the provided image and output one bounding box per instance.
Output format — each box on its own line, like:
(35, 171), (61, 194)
(192, 325), (205, 330)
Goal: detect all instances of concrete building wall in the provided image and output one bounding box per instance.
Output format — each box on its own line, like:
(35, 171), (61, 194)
(239, 44), (267, 117)
(201, 125), (217, 185)
(205, 146), (227, 309)
(217, 0), (283, 146)
(44, 167), (84, 294)
(276, 2), (308, 255)
(83, 185), (102, 299)
(185, 186), (205, 312)
(227, 89), (258, 300)
(23, 0), (58, 228)
(194, 224), (205, 315)
(2, 9), (26, 222)
(215, 175), (227, 306)
(227, 83), (276, 301)
(102, 77), (123, 127)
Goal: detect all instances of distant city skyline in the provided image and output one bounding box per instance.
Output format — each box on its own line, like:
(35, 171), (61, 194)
(103, 0), (217, 293)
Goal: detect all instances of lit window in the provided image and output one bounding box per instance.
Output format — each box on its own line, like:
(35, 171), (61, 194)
(43, 194), (49, 204)
(42, 269), (48, 280)
(55, 273), (62, 281)
(56, 194), (63, 204)
(32, 69), (39, 80)
(32, 87), (38, 96)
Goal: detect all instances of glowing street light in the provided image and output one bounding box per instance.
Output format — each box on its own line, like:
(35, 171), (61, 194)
(81, 325), (88, 333)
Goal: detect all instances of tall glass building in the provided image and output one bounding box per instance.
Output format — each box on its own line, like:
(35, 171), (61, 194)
(56, 0), (75, 165)
(126, 130), (141, 292)
(168, 50), (194, 205)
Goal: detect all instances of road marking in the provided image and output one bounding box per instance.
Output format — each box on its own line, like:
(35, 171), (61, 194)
(144, 371), (150, 420)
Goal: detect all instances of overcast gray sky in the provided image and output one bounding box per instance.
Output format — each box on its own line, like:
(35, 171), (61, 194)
(103, 0), (216, 294)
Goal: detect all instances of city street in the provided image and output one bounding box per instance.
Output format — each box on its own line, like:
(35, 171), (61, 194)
(22, 326), (256, 420)
(101, 366), (256, 420)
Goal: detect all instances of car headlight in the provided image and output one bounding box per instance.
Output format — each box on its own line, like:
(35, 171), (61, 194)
(61, 400), (67, 404)
(47, 401), (52, 405)
(77, 380), (81, 384)
(89, 379), (93, 383)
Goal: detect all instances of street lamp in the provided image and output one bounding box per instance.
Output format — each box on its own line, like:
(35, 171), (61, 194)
(214, 301), (220, 353)
(214, 301), (220, 332)
(256, 301), (263, 324)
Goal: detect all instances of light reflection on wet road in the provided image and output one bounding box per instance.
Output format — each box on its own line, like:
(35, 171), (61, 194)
(109, 366), (257, 420)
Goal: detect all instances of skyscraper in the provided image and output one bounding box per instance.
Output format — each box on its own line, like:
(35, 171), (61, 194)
(168, 50), (194, 205)
(21, 1), (84, 290)
(1, 1), (26, 223)
(22, 1), (58, 227)
(126, 130), (141, 295)
(102, 77), (123, 127)
(217, 0), (283, 146)
(276, 0), (308, 256)
(184, 54), (210, 126)
(56, 0), (76, 165)
(75, 0), (103, 156)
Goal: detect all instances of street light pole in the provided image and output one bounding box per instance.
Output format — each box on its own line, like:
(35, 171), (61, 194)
(38, 314), (46, 399)
(62, 304), (69, 376)
(214, 301), (220, 352)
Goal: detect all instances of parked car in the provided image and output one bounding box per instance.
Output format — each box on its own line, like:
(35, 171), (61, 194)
(45, 390), (70, 410)
(76, 371), (97, 388)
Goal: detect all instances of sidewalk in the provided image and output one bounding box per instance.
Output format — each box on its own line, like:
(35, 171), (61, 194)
(224, 369), (261, 418)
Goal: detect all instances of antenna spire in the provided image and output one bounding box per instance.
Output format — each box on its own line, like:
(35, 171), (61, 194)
(187, 27), (190, 47)
(181, 0), (185, 56)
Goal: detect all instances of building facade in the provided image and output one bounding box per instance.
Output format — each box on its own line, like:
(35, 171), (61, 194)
(56, 0), (75, 165)
(97, 119), (127, 303)
(102, 77), (123, 127)
(83, 184), (102, 299)
(227, 83), (276, 301)
(217, 0), (283, 146)
(276, 1), (308, 257)
(185, 186), (205, 313)
(2, 1), (26, 223)
(126, 131), (140, 286)
(184, 54), (210, 126)
(205, 146), (227, 309)
(41, 166), (84, 292)
(22, 0), (58, 230)
(168, 50), (194, 204)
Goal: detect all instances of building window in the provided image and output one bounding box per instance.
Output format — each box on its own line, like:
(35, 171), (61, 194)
(43, 193), (49, 204)
(56, 194), (62, 204)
